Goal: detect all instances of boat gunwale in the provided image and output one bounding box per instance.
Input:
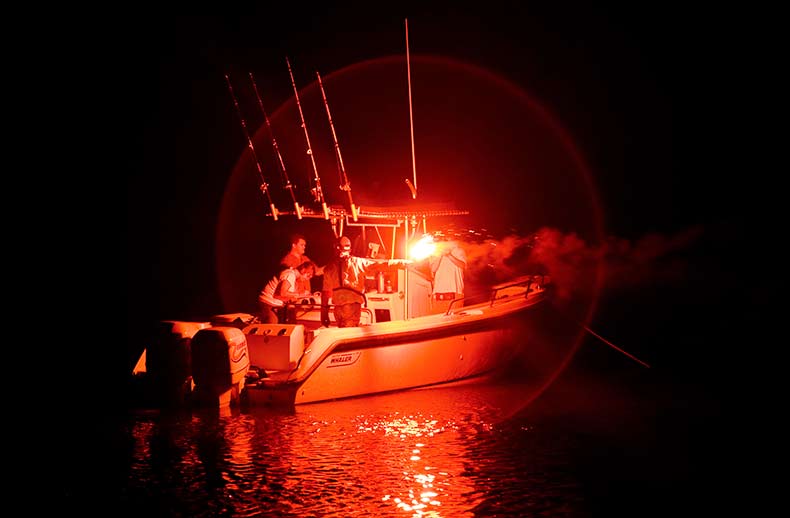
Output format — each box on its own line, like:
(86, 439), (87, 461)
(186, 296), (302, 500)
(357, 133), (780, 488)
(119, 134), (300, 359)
(279, 289), (547, 385)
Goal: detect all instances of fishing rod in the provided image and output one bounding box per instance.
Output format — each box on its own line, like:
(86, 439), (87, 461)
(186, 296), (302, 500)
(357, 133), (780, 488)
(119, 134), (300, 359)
(248, 72), (302, 219)
(316, 71), (359, 222)
(405, 18), (418, 200)
(286, 57), (330, 220)
(224, 73), (278, 221)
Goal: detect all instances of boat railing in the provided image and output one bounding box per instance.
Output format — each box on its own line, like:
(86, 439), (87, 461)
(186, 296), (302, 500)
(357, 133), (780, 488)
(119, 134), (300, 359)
(443, 274), (546, 315)
(445, 296), (466, 315)
(488, 274), (549, 307)
(282, 299), (374, 329)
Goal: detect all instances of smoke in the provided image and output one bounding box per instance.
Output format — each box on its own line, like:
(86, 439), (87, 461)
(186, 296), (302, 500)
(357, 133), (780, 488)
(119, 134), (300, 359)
(458, 225), (705, 303)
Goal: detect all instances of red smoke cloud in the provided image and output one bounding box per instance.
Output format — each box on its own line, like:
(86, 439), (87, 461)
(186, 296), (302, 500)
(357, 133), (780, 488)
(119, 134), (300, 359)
(460, 225), (704, 303)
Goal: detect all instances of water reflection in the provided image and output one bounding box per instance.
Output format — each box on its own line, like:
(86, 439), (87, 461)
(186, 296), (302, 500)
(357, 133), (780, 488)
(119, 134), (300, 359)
(124, 379), (583, 516)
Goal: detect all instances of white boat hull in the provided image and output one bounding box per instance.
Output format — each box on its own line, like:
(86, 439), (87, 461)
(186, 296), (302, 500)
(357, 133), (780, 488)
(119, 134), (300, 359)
(132, 274), (550, 409)
(245, 286), (546, 406)
(295, 323), (519, 404)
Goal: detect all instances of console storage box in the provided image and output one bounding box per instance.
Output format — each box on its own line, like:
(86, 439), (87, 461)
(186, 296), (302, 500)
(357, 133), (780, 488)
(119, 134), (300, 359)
(244, 324), (305, 371)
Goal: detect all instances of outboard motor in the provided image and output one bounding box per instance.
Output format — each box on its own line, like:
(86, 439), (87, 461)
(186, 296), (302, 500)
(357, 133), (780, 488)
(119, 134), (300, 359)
(145, 320), (210, 406)
(190, 327), (250, 407)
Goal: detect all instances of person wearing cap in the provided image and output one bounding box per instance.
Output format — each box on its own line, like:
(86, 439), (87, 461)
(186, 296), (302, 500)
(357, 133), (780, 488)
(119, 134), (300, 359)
(321, 235), (410, 327)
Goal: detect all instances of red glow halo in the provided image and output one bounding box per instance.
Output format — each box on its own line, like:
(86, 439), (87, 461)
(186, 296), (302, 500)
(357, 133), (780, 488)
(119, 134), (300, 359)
(218, 55), (606, 413)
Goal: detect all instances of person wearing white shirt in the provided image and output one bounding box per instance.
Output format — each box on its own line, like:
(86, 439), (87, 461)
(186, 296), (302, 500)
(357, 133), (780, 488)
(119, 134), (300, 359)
(429, 240), (467, 313)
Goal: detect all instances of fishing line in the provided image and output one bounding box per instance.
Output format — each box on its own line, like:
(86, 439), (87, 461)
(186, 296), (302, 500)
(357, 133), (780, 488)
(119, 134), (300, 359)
(549, 302), (651, 368)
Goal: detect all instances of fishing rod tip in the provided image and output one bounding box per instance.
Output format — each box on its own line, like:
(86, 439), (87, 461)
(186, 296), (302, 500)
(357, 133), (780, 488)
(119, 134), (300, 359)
(405, 178), (417, 198)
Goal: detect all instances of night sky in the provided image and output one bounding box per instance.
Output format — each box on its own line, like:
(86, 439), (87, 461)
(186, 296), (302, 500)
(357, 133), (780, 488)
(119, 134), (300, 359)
(116, 5), (754, 378)
(75, 8), (771, 511)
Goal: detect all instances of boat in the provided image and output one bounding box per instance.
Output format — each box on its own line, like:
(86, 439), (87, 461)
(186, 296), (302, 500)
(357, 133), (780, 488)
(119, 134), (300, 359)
(242, 277), (550, 406)
(237, 204), (550, 407)
(130, 204), (551, 407)
(129, 21), (552, 408)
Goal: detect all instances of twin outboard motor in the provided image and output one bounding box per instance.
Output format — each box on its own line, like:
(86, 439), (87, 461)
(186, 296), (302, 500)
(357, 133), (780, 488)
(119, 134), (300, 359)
(190, 326), (250, 406)
(145, 320), (210, 405)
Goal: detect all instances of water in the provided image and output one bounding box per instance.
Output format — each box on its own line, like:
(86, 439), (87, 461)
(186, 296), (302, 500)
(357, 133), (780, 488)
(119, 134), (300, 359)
(62, 342), (730, 517)
(118, 385), (583, 517)
(59, 257), (746, 516)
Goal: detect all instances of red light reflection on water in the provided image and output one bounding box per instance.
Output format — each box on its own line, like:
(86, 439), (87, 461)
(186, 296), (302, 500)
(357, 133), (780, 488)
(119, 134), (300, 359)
(126, 380), (583, 515)
(355, 413), (469, 514)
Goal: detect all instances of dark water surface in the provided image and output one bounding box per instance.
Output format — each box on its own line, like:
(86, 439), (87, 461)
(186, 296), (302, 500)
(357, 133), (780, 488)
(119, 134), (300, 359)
(63, 337), (733, 518)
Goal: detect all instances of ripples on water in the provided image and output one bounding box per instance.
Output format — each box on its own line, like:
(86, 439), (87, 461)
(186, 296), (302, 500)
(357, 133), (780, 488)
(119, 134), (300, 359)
(114, 381), (587, 517)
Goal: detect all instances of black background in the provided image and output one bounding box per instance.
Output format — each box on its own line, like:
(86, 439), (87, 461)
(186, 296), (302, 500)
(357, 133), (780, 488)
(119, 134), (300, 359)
(114, 5), (750, 352)
(49, 4), (767, 513)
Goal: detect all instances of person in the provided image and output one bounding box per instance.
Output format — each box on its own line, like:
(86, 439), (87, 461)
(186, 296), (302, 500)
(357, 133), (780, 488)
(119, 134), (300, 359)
(258, 271), (286, 324)
(321, 236), (411, 327)
(278, 261), (316, 301)
(258, 261), (316, 324)
(429, 237), (467, 313)
(280, 233), (324, 275)
(278, 261), (317, 323)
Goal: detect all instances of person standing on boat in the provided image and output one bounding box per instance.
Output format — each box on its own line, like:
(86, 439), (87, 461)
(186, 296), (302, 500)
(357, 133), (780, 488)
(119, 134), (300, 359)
(430, 238), (467, 313)
(280, 233), (324, 275)
(321, 236), (410, 327)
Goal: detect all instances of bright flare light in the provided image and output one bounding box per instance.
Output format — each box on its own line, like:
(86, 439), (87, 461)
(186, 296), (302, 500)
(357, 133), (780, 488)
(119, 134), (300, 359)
(410, 234), (436, 261)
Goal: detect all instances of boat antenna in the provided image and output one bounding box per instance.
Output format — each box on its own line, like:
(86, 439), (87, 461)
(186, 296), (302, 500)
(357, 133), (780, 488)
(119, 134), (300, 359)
(316, 71), (359, 222)
(286, 57), (330, 220)
(405, 18), (418, 199)
(224, 73), (278, 220)
(248, 72), (302, 219)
